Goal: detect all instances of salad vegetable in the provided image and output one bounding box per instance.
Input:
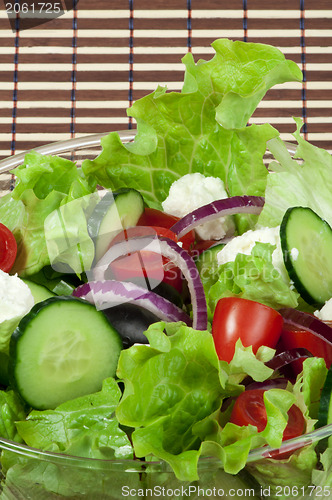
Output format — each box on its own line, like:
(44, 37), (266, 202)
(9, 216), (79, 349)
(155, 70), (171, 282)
(212, 297), (284, 363)
(0, 38), (332, 499)
(0, 223), (17, 273)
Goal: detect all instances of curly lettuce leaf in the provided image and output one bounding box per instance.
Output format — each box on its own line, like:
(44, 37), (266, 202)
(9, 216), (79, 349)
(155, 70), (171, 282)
(219, 340), (275, 389)
(116, 321), (224, 481)
(115, 323), (283, 482)
(183, 39), (302, 130)
(293, 357), (328, 421)
(259, 117), (332, 228)
(246, 446), (318, 499)
(82, 39), (301, 232)
(244, 358), (326, 498)
(205, 242), (299, 319)
(200, 354), (321, 482)
(0, 389), (26, 442)
(199, 388), (300, 475)
(312, 448), (332, 490)
(0, 151), (97, 276)
(15, 378), (133, 460)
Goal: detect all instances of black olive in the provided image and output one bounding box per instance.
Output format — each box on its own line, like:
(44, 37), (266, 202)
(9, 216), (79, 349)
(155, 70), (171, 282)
(103, 303), (160, 348)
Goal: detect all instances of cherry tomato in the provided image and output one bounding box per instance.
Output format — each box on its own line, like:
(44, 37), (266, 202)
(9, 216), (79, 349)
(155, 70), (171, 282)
(0, 223), (17, 273)
(137, 208), (195, 253)
(281, 324), (332, 373)
(212, 297), (283, 363)
(230, 389), (305, 444)
(108, 226), (183, 292)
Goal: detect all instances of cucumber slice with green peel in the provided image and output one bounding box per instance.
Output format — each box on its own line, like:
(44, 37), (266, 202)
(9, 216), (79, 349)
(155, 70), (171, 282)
(21, 279), (55, 303)
(280, 206), (332, 306)
(9, 296), (123, 410)
(88, 188), (145, 262)
(0, 352), (9, 386)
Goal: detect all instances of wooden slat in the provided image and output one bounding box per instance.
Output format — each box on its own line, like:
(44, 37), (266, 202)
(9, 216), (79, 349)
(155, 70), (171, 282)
(0, 0), (331, 182)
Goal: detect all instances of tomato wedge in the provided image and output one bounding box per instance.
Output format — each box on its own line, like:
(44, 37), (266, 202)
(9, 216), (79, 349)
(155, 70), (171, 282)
(230, 388), (305, 441)
(0, 223), (17, 273)
(212, 297), (283, 363)
(108, 226), (183, 292)
(137, 208), (195, 253)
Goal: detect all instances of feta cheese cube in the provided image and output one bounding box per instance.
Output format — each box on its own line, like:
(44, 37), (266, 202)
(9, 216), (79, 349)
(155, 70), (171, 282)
(162, 173), (235, 240)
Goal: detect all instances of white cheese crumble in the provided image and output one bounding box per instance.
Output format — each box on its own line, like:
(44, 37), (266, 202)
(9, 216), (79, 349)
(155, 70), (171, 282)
(162, 173), (235, 241)
(216, 226), (289, 282)
(314, 298), (332, 321)
(0, 270), (34, 322)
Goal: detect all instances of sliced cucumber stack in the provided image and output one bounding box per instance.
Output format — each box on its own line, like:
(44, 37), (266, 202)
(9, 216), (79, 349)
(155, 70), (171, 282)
(88, 188), (145, 262)
(280, 206), (332, 306)
(9, 296), (123, 410)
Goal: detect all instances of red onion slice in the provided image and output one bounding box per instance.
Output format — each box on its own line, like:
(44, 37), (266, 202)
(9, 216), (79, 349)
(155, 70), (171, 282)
(170, 195), (265, 239)
(245, 378), (289, 391)
(91, 235), (208, 330)
(280, 308), (332, 345)
(265, 348), (313, 371)
(73, 279), (192, 326)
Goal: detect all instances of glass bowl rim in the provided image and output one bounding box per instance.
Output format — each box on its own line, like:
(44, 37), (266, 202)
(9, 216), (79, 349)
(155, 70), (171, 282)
(0, 131), (331, 470)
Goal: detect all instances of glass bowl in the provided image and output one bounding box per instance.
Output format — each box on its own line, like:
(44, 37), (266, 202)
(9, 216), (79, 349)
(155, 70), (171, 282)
(0, 133), (331, 500)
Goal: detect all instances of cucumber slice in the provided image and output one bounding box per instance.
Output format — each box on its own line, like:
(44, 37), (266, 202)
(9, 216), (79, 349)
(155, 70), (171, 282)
(0, 352), (9, 386)
(9, 296), (123, 410)
(88, 188), (145, 262)
(23, 266), (83, 296)
(280, 206), (332, 306)
(21, 279), (55, 303)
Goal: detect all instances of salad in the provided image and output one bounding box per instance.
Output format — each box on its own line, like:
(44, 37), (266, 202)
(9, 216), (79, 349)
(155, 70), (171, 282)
(0, 38), (331, 499)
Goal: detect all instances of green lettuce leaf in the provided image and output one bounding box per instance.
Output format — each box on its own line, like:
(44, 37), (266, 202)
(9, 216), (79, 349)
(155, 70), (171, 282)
(259, 117), (332, 229)
(219, 340), (275, 389)
(246, 446), (318, 500)
(206, 242), (299, 319)
(205, 388), (298, 475)
(244, 358), (325, 498)
(183, 39), (302, 130)
(292, 357), (328, 421)
(15, 378), (133, 460)
(0, 151), (97, 276)
(116, 321), (224, 481)
(82, 39), (301, 232)
(312, 448), (332, 490)
(0, 389), (26, 442)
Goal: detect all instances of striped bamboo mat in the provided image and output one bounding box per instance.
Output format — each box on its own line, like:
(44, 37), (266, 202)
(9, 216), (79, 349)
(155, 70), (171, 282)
(0, 0), (331, 170)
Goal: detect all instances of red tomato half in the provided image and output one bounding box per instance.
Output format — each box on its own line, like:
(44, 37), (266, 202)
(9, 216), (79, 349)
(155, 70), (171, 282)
(0, 223), (17, 273)
(212, 297), (283, 363)
(108, 226), (183, 292)
(281, 324), (332, 372)
(230, 389), (305, 443)
(138, 208), (195, 253)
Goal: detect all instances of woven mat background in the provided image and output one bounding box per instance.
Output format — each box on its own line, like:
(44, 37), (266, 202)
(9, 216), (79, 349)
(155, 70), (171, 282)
(0, 1), (331, 179)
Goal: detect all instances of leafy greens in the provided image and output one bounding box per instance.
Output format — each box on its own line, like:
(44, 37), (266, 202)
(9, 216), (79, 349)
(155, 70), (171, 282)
(82, 39), (301, 233)
(0, 151), (97, 277)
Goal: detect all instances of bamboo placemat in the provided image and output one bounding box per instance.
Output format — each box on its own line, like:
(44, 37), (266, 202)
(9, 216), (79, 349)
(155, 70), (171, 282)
(0, 0), (331, 171)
